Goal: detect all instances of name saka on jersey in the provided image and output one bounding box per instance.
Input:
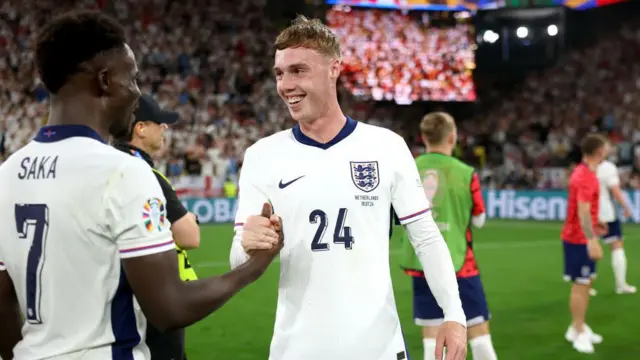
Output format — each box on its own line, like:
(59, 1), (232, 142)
(0, 125), (174, 360)
(232, 118), (431, 360)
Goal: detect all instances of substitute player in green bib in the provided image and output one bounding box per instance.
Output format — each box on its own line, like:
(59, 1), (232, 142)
(400, 112), (497, 360)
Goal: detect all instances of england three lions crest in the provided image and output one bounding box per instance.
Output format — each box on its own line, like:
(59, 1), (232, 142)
(350, 161), (380, 193)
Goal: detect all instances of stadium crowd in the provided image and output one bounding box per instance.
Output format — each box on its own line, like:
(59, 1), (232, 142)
(0, 0), (295, 193)
(326, 7), (477, 102)
(455, 18), (640, 189)
(2, 0), (640, 192)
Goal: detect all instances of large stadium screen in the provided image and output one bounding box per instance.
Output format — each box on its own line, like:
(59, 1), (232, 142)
(325, 0), (505, 11)
(326, 7), (477, 103)
(553, 0), (628, 10)
(326, 0), (629, 9)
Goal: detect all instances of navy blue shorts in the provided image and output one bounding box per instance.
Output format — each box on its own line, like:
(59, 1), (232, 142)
(563, 241), (597, 285)
(412, 275), (490, 327)
(601, 220), (622, 244)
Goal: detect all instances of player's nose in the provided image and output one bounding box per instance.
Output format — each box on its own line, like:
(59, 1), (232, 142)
(278, 74), (297, 92)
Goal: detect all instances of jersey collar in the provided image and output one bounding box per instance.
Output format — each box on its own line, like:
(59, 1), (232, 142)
(578, 162), (596, 173)
(292, 116), (358, 150)
(427, 151), (451, 157)
(112, 141), (155, 167)
(33, 125), (107, 144)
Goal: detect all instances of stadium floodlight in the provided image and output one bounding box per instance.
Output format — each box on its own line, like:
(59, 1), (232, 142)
(516, 26), (528, 38)
(547, 24), (558, 36)
(483, 30), (499, 44)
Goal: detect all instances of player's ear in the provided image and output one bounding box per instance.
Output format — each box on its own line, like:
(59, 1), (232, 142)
(97, 68), (110, 95)
(449, 131), (456, 146)
(329, 58), (341, 79)
(134, 122), (145, 139)
(421, 134), (429, 148)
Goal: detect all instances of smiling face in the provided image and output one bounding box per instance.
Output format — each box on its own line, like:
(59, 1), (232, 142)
(274, 47), (340, 124)
(272, 16), (342, 124)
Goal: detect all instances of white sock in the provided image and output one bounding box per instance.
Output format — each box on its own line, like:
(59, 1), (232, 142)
(423, 338), (437, 360)
(470, 334), (498, 360)
(612, 247), (627, 288)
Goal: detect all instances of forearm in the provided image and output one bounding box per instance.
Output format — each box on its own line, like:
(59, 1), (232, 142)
(171, 213), (201, 250)
(163, 263), (261, 331)
(405, 215), (466, 326)
(124, 251), (262, 332)
(611, 187), (631, 212)
(578, 209), (595, 240)
(0, 305), (22, 359)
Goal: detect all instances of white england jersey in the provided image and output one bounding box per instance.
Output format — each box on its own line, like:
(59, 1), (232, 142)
(596, 160), (620, 223)
(0, 125), (174, 360)
(234, 118), (430, 360)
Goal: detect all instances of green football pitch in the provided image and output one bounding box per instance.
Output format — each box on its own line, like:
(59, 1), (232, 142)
(184, 220), (640, 360)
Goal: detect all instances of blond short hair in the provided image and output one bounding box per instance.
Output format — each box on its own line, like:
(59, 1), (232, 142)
(420, 112), (456, 145)
(274, 15), (341, 58)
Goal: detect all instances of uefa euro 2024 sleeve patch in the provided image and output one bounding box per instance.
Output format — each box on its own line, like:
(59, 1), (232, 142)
(142, 198), (167, 232)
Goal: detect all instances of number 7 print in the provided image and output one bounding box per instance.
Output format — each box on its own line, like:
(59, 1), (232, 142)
(15, 204), (50, 324)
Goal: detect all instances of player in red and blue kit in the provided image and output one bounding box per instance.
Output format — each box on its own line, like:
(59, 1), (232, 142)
(561, 133), (610, 354)
(401, 113), (496, 360)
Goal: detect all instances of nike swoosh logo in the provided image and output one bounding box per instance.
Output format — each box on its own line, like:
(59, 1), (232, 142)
(279, 175), (305, 189)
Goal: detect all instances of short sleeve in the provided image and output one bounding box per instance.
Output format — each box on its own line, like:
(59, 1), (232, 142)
(576, 185), (590, 203)
(234, 146), (269, 230)
(604, 164), (620, 188)
(106, 160), (175, 259)
(575, 174), (593, 203)
(390, 135), (431, 225)
(153, 170), (188, 224)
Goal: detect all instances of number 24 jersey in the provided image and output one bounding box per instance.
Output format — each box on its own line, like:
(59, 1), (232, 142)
(234, 118), (431, 360)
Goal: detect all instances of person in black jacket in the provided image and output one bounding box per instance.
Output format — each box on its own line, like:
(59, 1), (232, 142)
(113, 94), (200, 360)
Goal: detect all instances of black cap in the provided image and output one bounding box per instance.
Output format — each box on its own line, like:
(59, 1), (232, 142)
(133, 94), (179, 125)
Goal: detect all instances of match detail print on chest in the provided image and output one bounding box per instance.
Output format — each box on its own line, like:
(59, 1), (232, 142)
(271, 155), (385, 209)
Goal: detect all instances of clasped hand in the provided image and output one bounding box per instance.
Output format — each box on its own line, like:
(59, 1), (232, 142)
(241, 202), (283, 254)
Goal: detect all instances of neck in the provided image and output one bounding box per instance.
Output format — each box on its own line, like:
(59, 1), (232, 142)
(298, 105), (346, 144)
(46, 92), (110, 141)
(426, 144), (452, 156)
(129, 138), (151, 155)
(582, 156), (600, 171)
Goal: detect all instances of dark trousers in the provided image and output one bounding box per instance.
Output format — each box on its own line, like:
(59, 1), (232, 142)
(146, 323), (187, 360)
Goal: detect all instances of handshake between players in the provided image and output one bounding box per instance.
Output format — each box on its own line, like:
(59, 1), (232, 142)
(241, 203), (284, 255)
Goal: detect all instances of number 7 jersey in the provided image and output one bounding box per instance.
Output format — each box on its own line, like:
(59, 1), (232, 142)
(0, 125), (175, 360)
(232, 118), (431, 360)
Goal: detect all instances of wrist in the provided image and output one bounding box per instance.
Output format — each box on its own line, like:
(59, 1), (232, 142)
(443, 307), (467, 328)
